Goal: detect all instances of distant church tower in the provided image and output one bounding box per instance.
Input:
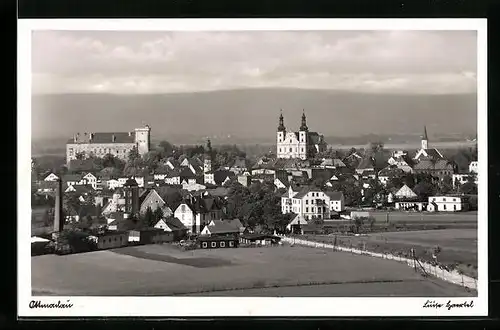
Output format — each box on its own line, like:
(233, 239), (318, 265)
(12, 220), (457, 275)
(135, 124), (151, 156)
(421, 125), (429, 150)
(298, 110), (308, 159)
(204, 138), (212, 173)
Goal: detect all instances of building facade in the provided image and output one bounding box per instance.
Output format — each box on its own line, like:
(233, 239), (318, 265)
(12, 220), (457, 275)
(66, 125), (151, 164)
(281, 186), (345, 220)
(276, 110), (327, 160)
(427, 195), (470, 212)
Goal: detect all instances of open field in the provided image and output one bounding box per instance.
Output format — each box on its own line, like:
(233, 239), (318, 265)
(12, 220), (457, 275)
(303, 228), (477, 278)
(32, 244), (475, 297)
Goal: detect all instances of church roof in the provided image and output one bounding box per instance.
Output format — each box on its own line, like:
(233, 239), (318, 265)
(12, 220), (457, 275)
(414, 159), (454, 171)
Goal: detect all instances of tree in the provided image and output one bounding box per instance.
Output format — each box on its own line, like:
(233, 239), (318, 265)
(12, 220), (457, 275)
(460, 175), (478, 195)
(413, 181), (437, 201)
(143, 207), (155, 228)
(353, 216), (364, 234)
(438, 174), (454, 195)
(158, 140), (175, 158)
(127, 146), (140, 164)
(153, 207), (164, 223)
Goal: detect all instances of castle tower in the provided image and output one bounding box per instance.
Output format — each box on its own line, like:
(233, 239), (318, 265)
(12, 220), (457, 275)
(135, 125), (151, 156)
(204, 138), (212, 173)
(421, 125), (429, 150)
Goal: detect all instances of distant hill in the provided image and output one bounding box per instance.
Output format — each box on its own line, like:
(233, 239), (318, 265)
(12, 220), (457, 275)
(30, 88), (477, 145)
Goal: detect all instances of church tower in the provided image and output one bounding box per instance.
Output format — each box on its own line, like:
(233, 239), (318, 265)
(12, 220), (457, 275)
(204, 138), (212, 173)
(421, 125), (429, 150)
(277, 110), (286, 157)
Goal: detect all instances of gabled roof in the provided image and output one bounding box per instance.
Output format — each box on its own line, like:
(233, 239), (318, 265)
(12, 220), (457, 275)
(226, 218), (244, 229)
(395, 184), (418, 198)
(414, 159), (454, 171)
(204, 221), (239, 235)
(293, 186), (321, 199)
(67, 132), (135, 144)
(288, 214), (308, 226)
(164, 216), (186, 231)
(378, 165), (405, 176)
(62, 174), (83, 182)
(357, 156), (375, 170)
(214, 170), (235, 185)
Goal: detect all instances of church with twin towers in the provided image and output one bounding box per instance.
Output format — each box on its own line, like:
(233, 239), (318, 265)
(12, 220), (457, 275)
(276, 110), (327, 160)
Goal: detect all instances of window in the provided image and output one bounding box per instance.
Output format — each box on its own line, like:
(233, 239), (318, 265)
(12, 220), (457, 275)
(306, 207), (309, 212)
(202, 242), (207, 248)
(289, 148), (292, 152)
(454, 204), (457, 211)
(220, 241), (225, 248)
(444, 204), (447, 210)
(229, 241), (234, 247)
(301, 148), (304, 152)
(211, 242), (216, 248)
(305, 200), (308, 205)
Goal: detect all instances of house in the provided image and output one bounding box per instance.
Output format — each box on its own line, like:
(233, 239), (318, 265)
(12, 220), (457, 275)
(173, 195), (225, 234)
(387, 154), (414, 173)
(355, 156), (375, 175)
(164, 158), (180, 170)
(226, 218), (245, 234)
(213, 170), (235, 186)
(128, 228), (173, 244)
(64, 184), (95, 202)
(229, 158), (249, 175)
(395, 201), (427, 211)
(427, 195), (470, 212)
(182, 180), (207, 192)
(452, 173), (478, 187)
(200, 220), (239, 237)
(106, 178), (121, 190)
(286, 214), (309, 234)
(469, 161), (478, 173)
(197, 236), (239, 249)
(107, 213), (139, 231)
(87, 231), (129, 249)
(237, 175), (252, 187)
(36, 181), (57, 193)
(394, 184), (418, 200)
(165, 169), (182, 185)
(239, 233), (281, 246)
(62, 174), (87, 187)
(377, 165), (405, 186)
(274, 177), (288, 190)
(154, 216), (188, 241)
(343, 152), (363, 169)
(101, 189), (126, 216)
(82, 172), (98, 189)
(414, 126), (445, 161)
(413, 159), (455, 179)
(281, 185), (344, 220)
(153, 165), (173, 181)
(43, 172), (59, 181)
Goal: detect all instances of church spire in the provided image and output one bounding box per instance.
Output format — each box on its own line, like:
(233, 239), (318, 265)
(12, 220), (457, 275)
(300, 109), (308, 131)
(205, 138), (212, 157)
(278, 109), (286, 132)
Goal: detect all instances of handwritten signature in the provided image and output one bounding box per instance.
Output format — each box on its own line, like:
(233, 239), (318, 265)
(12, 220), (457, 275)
(423, 300), (474, 310)
(29, 300), (73, 309)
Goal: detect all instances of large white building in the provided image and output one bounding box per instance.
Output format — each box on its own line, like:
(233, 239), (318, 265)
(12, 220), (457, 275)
(281, 185), (344, 220)
(66, 125), (151, 165)
(276, 111), (327, 160)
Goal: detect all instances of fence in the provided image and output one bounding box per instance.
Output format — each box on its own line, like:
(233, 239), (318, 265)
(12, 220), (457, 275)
(277, 234), (477, 291)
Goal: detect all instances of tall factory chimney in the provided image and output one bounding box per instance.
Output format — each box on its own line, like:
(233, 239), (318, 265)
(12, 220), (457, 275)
(53, 178), (64, 233)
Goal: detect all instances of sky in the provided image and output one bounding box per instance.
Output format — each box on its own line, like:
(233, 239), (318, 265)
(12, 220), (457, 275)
(32, 30), (477, 95)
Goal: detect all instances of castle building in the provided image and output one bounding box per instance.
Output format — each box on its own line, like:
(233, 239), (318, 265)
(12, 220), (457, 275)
(276, 110), (326, 160)
(65, 125), (151, 164)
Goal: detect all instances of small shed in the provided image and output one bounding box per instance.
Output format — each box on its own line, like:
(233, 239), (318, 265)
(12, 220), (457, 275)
(197, 236), (239, 249)
(128, 228), (173, 244)
(286, 214), (308, 234)
(91, 231), (129, 250)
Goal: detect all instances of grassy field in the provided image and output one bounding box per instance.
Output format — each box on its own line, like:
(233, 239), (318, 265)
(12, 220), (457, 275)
(303, 228), (477, 279)
(32, 243), (475, 297)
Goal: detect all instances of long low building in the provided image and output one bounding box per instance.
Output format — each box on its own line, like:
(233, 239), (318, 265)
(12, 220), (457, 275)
(427, 195), (470, 212)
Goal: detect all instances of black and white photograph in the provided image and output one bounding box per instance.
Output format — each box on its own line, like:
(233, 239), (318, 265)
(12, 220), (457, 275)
(18, 19), (488, 317)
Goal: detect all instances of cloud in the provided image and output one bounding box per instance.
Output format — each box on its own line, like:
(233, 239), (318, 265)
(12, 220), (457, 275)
(31, 30), (477, 94)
